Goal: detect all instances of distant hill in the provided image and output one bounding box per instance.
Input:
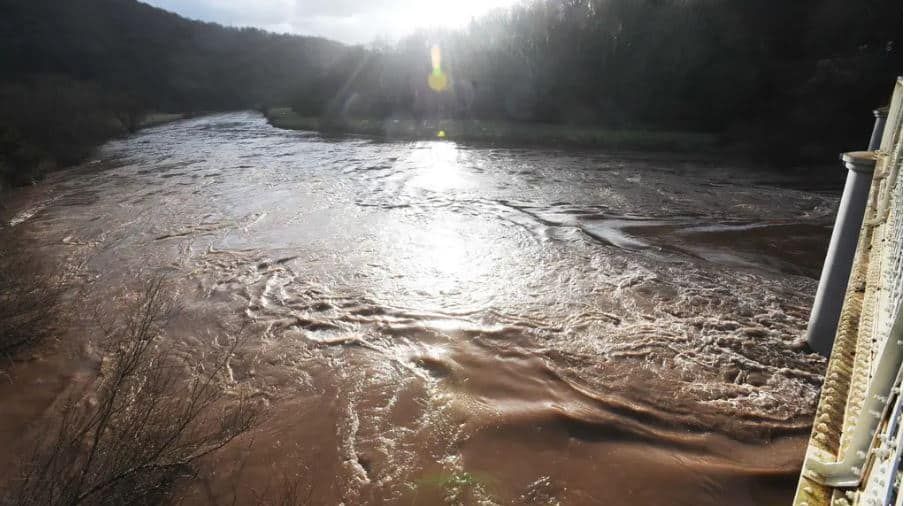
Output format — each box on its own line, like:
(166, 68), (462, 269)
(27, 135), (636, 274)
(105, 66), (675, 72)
(0, 0), (347, 111)
(0, 0), (353, 186)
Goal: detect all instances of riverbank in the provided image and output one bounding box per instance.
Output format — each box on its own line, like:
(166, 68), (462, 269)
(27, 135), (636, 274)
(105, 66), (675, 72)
(139, 112), (186, 128)
(265, 107), (721, 153)
(0, 111), (186, 193)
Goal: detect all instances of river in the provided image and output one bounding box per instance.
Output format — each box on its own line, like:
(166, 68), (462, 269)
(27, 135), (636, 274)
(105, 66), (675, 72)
(0, 112), (837, 505)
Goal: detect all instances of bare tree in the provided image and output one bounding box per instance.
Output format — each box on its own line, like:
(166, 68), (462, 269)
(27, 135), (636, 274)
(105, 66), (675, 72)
(109, 94), (147, 134)
(6, 277), (261, 506)
(0, 251), (63, 357)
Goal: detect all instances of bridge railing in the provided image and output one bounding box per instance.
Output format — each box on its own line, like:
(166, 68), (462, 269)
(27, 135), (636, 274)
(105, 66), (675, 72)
(794, 78), (902, 506)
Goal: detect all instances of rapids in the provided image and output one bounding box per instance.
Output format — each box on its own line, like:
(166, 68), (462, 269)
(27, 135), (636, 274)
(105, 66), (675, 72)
(0, 112), (838, 505)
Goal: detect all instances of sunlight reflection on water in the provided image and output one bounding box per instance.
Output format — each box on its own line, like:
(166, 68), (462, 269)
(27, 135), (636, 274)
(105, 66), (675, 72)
(0, 112), (841, 506)
(407, 141), (469, 192)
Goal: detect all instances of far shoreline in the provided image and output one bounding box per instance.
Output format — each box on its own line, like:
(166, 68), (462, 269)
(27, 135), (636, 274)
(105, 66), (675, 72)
(263, 108), (845, 190)
(264, 107), (724, 154)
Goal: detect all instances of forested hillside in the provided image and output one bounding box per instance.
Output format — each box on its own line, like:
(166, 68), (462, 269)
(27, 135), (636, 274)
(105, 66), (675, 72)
(295, 0), (901, 161)
(0, 0), (900, 187)
(0, 0), (347, 185)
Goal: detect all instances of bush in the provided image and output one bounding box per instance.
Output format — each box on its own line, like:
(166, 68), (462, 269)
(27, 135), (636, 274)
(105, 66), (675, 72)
(5, 277), (261, 505)
(0, 251), (62, 357)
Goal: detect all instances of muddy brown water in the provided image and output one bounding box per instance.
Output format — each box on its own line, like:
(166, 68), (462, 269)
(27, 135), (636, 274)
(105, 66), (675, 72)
(0, 113), (838, 505)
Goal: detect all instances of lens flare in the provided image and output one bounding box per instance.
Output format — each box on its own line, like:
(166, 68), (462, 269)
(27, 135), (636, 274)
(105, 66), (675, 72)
(431, 45), (442, 71)
(427, 44), (448, 92)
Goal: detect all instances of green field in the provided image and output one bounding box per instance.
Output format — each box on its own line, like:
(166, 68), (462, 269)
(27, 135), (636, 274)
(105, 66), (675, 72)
(266, 107), (720, 152)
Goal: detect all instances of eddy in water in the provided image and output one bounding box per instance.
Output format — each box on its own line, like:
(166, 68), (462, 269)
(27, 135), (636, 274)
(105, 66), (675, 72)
(0, 113), (834, 505)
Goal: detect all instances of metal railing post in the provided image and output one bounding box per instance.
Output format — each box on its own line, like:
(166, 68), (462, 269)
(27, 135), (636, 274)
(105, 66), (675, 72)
(805, 151), (878, 356)
(869, 107), (889, 151)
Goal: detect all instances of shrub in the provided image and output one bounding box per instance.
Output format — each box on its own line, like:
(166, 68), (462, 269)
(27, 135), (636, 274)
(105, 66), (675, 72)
(6, 277), (261, 505)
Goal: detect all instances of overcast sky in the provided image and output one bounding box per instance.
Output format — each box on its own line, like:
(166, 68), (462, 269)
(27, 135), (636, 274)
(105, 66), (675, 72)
(143, 0), (519, 45)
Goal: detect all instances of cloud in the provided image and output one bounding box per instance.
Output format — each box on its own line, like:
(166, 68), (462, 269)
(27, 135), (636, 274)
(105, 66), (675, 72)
(143, 0), (517, 44)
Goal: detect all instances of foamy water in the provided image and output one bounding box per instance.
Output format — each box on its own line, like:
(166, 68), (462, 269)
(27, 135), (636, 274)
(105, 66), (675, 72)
(0, 112), (837, 505)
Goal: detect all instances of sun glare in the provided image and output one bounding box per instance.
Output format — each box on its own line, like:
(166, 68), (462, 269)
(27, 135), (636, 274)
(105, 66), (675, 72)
(408, 141), (465, 192)
(400, 0), (518, 33)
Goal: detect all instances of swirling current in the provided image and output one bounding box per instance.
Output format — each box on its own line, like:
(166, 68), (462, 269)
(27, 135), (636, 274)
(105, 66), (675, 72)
(0, 113), (839, 505)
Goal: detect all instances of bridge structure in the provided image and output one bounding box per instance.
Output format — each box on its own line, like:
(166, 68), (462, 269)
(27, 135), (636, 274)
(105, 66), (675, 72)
(795, 78), (903, 506)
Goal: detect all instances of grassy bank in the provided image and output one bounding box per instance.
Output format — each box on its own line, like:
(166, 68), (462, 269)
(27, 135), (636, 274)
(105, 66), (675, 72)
(266, 107), (720, 152)
(139, 112), (186, 128)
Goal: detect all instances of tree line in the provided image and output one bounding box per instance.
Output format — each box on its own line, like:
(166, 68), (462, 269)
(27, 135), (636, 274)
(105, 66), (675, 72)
(293, 0), (900, 160)
(0, 0), (900, 186)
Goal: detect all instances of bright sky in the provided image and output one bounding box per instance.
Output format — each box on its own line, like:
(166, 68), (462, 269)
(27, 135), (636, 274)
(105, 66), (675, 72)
(143, 0), (519, 45)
